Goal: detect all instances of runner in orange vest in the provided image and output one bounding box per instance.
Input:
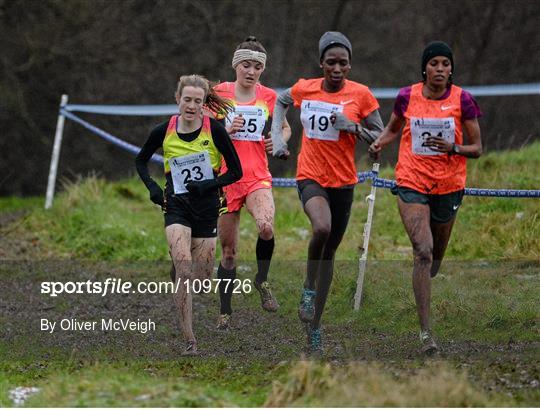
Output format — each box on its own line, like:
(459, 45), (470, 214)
(369, 41), (483, 355)
(272, 31), (384, 353)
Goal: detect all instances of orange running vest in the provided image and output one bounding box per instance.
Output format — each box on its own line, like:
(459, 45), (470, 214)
(396, 82), (466, 194)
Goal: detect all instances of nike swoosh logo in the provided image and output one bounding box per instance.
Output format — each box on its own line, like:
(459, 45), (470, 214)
(452, 204), (460, 210)
(441, 105), (453, 110)
(340, 99), (354, 105)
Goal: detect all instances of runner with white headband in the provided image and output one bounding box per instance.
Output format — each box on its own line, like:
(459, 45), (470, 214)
(214, 36), (291, 330)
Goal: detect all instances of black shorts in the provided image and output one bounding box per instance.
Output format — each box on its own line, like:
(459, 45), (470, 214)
(297, 179), (354, 212)
(164, 193), (219, 237)
(391, 185), (464, 223)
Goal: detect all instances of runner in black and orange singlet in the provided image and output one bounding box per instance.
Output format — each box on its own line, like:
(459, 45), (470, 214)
(213, 37), (291, 330)
(272, 32), (383, 353)
(369, 41), (483, 355)
(135, 75), (242, 356)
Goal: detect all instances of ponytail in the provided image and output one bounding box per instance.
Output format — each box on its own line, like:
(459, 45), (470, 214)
(175, 74), (233, 117)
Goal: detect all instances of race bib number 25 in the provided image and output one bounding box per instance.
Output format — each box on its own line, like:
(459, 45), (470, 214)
(226, 105), (266, 141)
(410, 117), (456, 156)
(169, 151), (214, 194)
(300, 100), (344, 141)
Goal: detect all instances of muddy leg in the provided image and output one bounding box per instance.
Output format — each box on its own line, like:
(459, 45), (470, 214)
(397, 199), (433, 331)
(166, 224), (195, 342)
(245, 188), (275, 283)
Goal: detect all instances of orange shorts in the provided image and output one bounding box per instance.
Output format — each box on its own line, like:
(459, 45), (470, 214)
(221, 179), (272, 213)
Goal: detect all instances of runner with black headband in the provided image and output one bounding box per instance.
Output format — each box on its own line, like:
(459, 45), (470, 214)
(135, 74), (242, 356)
(213, 36), (291, 330)
(272, 31), (383, 353)
(369, 41), (483, 354)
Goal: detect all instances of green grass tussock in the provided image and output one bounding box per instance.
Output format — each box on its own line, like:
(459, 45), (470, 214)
(19, 176), (168, 260)
(266, 360), (514, 407)
(21, 363), (232, 407)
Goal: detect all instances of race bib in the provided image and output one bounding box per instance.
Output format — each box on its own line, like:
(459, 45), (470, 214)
(410, 117), (455, 156)
(226, 105), (266, 141)
(169, 151), (214, 194)
(300, 100), (344, 141)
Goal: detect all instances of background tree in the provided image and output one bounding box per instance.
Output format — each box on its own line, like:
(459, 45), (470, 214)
(1, 0), (538, 195)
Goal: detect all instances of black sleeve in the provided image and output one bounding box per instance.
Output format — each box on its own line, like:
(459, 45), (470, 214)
(134, 121), (167, 192)
(210, 118), (242, 187)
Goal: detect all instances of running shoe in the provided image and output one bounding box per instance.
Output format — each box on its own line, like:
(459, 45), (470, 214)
(308, 325), (323, 354)
(181, 340), (198, 356)
(420, 329), (439, 355)
(254, 281), (279, 312)
(216, 314), (231, 331)
(298, 288), (316, 322)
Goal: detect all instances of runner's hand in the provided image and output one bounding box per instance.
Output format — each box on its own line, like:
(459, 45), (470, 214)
(226, 114), (245, 135)
(274, 147), (290, 160)
(186, 180), (217, 196)
(264, 132), (273, 154)
(271, 129), (289, 160)
(330, 112), (357, 133)
(149, 184), (164, 207)
(368, 141), (382, 160)
(425, 136), (452, 153)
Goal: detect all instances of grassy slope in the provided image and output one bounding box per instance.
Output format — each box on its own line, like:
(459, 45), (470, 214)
(0, 142), (539, 406)
(14, 142), (539, 261)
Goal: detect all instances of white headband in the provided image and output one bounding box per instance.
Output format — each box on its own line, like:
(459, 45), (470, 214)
(231, 49), (267, 69)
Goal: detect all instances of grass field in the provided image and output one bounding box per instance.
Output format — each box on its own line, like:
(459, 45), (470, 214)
(0, 142), (538, 406)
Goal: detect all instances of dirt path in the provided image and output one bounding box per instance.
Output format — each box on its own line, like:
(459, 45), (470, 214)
(0, 213), (538, 401)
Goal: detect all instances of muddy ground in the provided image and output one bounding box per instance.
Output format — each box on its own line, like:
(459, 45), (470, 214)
(0, 211), (538, 403)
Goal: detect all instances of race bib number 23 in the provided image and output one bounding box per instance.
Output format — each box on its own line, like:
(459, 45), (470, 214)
(169, 151), (214, 194)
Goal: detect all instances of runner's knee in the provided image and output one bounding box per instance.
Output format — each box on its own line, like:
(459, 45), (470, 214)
(258, 221), (274, 240)
(312, 222), (331, 243)
(413, 244), (433, 265)
(221, 245), (237, 269)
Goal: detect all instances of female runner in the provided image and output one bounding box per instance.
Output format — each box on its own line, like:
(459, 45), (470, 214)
(135, 74), (242, 355)
(214, 36), (291, 330)
(272, 32), (383, 352)
(369, 41), (483, 354)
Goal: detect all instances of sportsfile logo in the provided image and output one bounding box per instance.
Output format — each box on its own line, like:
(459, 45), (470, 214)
(40, 278), (252, 297)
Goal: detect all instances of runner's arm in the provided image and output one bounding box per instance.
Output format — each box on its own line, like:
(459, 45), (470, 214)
(331, 109), (383, 144)
(359, 110), (384, 143)
(368, 113), (405, 159)
(281, 117), (292, 143)
(456, 118), (482, 158)
(271, 88), (293, 158)
(135, 122), (167, 205)
(266, 117), (292, 154)
(185, 120), (243, 196)
(211, 119), (243, 187)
